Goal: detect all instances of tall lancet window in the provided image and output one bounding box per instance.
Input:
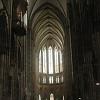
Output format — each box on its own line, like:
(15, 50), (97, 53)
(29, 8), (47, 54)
(63, 96), (64, 100)
(39, 50), (42, 73)
(43, 47), (47, 73)
(48, 46), (53, 74)
(50, 93), (54, 100)
(59, 50), (63, 72)
(39, 94), (41, 100)
(55, 47), (59, 73)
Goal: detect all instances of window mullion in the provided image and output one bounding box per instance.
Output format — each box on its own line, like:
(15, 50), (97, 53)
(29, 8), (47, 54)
(46, 46), (49, 74)
(55, 47), (57, 73)
(46, 46), (49, 83)
(58, 50), (60, 73)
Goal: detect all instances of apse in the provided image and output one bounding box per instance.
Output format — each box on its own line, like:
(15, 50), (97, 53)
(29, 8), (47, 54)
(30, 2), (66, 100)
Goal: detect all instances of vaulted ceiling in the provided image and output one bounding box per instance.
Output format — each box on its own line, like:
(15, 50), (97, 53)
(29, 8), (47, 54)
(28, 0), (67, 50)
(0, 0), (3, 10)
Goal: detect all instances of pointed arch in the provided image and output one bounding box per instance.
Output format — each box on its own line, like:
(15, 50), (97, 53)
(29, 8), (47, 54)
(50, 93), (54, 100)
(39, 94), (41, 100)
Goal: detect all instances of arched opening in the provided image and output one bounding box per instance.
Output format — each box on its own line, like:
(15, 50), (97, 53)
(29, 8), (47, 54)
(39, 94), (41, 100)
(38, 45), (63, 84)
(63, 95), (64, 100)
(50, 93), (54, 100)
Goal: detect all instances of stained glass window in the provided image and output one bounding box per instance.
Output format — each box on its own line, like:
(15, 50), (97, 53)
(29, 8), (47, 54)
(43, 47), (47, 73)
(39, 50), (42, 73)
(55, 47), (59, 73)
(59, 50), (63, 72)
(38, 46), (63, 84)
(48, 46), (53, 74)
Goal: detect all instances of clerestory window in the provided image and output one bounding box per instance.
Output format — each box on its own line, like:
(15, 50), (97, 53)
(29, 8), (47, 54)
(38, 45), (64, 84)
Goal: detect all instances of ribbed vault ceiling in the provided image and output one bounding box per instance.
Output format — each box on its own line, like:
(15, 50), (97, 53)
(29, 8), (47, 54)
(0, 0), (3, 9)
(30, 3), (66, 50)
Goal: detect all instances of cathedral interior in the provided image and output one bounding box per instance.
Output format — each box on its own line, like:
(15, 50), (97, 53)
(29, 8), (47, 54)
(0, 0), (100, 100)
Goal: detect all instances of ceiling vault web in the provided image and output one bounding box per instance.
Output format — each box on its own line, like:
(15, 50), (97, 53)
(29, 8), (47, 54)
(30, 3), (66, 50)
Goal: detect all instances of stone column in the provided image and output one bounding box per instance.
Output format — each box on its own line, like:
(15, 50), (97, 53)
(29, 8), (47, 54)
(0, 55), (4, 100)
